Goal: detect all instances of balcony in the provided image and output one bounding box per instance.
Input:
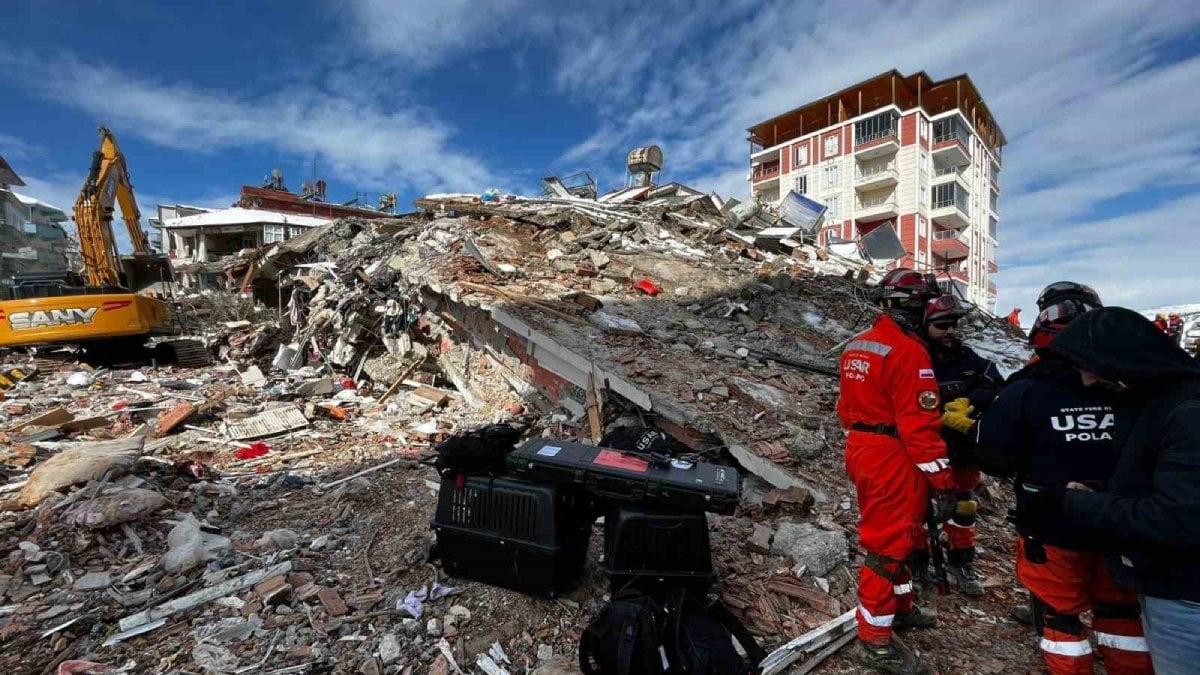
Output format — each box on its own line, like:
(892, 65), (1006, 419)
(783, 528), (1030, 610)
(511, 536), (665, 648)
(987, 280), (997, 296)
(931, 229), (969, 260)
(854, 111), (901, 159)
(932, 136), (970, 167)
(932, 164), (971, 192)
(854, 129), (900, 159)
(988, 260), (999, 273)
(854, 163), (899, 192)
(855, 192), (899, 221)
(752, 160), (781, 185)
(931, 191), (971, 230)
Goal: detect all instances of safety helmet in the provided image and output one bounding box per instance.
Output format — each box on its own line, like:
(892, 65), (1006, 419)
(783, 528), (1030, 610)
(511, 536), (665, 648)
(876, 268), (940, 311)
(1029, 298), (1098, 348)
(925, 295), (969, 324)
(1036, 281), (1102, 312)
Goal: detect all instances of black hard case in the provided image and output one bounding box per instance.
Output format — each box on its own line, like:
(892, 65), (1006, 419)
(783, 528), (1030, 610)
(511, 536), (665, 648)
(432, 475), (591, 594)
(505, 438), (740, 515)
(604, 504), (714, 597)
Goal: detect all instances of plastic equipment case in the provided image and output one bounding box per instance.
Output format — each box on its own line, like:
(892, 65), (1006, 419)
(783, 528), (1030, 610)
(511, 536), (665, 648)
(506, 438), (740, 515)
(603, 504), (714, 597)
(432, 475), (591, 595)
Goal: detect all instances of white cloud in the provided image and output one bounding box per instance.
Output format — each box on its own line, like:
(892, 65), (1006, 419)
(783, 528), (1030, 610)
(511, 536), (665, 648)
(543, 0), (1200, 315)
(339, 0), (529, 69)
(0, 50), (498, 196)
(17, 168), (239, 254)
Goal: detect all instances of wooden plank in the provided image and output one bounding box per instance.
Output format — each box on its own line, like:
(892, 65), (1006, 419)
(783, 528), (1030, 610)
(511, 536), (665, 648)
(7, 407), (73, 433)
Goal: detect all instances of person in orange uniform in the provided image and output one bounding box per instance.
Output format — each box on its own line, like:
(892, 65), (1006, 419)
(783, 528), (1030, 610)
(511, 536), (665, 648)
(838, 268), (955, 675)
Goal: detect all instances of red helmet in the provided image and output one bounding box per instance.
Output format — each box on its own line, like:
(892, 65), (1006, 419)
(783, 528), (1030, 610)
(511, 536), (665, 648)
(1036, 281), (1102, 312)
(876, 268), (940, 310)
(925, 295), (969, 324)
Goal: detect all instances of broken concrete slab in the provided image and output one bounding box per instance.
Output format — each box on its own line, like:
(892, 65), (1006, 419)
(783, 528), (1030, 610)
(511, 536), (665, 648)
(770, 522), (848, 577)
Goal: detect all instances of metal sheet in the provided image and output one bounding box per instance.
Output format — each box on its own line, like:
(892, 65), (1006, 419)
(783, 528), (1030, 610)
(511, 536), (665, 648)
(860, 222), (907, 260)
(224, 406), (309, 440)
(777, 191), (827, 236)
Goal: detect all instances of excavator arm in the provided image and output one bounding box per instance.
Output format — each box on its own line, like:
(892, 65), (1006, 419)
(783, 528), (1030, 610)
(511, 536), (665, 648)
(75, 127), (152, 286)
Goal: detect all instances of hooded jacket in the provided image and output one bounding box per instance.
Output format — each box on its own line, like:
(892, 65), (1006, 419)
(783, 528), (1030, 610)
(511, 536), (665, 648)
(1045, 307), (1200, 601)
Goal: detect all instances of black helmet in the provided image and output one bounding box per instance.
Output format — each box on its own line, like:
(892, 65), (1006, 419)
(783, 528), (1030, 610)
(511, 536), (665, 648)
(1037, 281), (1101, 312)
(876, 268), (940, 311)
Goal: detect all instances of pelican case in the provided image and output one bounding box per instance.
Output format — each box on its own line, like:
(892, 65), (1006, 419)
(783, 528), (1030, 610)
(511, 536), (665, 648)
(604, 504), (714, 597)
(505, 438), (740, 515)
(432, 475), (591, 594)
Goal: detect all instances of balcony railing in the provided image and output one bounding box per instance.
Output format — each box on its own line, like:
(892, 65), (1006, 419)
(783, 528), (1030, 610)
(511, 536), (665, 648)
(932, 192), (970, 215)
(855, 127), (898, 146)
(855, 164), (898, 181)
(752, 163), (781, 182)
(932, 229), (963, 241)
(857, 194), (898, 210)
(934, 164), (965, 178)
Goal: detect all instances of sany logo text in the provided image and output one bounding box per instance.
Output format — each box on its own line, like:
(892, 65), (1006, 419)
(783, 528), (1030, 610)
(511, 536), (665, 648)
(8, 307), (99, 330)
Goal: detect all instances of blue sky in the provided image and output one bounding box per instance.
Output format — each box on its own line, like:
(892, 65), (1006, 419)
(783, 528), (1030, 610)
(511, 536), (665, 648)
(2, 0), (1199, 318)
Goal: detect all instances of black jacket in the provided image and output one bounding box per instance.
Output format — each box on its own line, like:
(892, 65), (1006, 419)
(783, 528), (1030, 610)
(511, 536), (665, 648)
(1047, 307), (1200, 601)
(928, 340), (1004, 467)
(972, 356), (1130, 550)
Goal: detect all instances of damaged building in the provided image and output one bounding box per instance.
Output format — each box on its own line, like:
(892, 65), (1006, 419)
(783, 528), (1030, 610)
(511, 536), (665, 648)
(0, 154), (77, 277)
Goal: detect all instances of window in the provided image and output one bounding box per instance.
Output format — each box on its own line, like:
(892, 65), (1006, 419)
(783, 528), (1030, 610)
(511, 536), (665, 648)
(824, 165), (839, 188)
(241, 236), (257, 249)
(793, 174), (808, 195)
(263, 224), (286, 244)
(825, 196), (839, 220)
(854, 110), (899, 145)
(918, 152), (927, 173)
(824, 135), (839, 157)
(794, 144), (808, 167)
(919, 216), (929, 238)
(919, 119), (928, 140)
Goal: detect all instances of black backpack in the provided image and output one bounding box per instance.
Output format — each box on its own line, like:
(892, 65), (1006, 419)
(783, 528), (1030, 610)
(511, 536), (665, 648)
(662, 591), (765, 675)
(580, 591), (670, 675)
(427, 424), (522, 478)
(579, 591), (765, 675)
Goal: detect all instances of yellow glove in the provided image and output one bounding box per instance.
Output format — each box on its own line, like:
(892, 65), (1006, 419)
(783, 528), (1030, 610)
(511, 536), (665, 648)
(940, 397), (976, 434)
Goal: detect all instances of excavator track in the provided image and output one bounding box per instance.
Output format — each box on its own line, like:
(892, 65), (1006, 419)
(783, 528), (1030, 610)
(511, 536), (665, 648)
(156, 339), (211, 368)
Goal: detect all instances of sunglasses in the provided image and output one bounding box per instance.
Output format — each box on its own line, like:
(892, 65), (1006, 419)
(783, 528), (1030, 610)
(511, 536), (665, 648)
(930, 321), (958, 330)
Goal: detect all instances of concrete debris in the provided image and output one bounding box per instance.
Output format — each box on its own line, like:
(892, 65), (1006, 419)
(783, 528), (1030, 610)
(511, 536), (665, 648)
(0, 181), (1032, 674)
(770, 522), (849, 577)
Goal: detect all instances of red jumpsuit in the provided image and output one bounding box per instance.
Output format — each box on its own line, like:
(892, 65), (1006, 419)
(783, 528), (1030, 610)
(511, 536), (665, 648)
(838, 314), (953, 645)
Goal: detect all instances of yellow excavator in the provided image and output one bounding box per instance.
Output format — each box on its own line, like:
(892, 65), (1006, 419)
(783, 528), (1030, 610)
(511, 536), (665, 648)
(0, 127), (206, 365)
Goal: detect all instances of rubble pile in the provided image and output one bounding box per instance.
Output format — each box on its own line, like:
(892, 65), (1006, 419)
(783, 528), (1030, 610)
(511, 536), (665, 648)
(0, 190), (1038, 673)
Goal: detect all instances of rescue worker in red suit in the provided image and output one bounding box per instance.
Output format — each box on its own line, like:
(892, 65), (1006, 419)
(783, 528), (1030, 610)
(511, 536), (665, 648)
(1167, 313), (1183, 342)
(1153, 313), (1169, 335)
(910, 295), (1004, 597)
(838, 268), (954, 674)
(943, 282), (1153, 675)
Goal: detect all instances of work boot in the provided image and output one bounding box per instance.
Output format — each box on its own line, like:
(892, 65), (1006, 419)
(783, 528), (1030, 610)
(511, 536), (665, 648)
(948, 561), (985, 597)
(1011, 603), (1033, 625)
(893, 605), (938, 631)
(854, 640), (930, 674)
(910, 564), (935, 599)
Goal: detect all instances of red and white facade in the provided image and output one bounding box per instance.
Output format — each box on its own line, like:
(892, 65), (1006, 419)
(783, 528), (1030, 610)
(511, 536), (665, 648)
(748, 71), (1004, 311)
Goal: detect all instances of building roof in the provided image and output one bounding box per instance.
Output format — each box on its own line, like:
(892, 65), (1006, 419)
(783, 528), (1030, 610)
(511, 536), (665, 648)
(161, 207), (332, 229)
(0, 155), (25, 187)
(747, 69), (1006, 153)
(9, 191), (68, 221)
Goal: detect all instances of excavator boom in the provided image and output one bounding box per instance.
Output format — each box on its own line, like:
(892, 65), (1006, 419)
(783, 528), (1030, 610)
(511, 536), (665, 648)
(0, 127), (205, 366)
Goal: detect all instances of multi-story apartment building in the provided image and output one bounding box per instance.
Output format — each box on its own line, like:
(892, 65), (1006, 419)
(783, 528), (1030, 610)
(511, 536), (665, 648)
(747, 70), (1005, 311)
